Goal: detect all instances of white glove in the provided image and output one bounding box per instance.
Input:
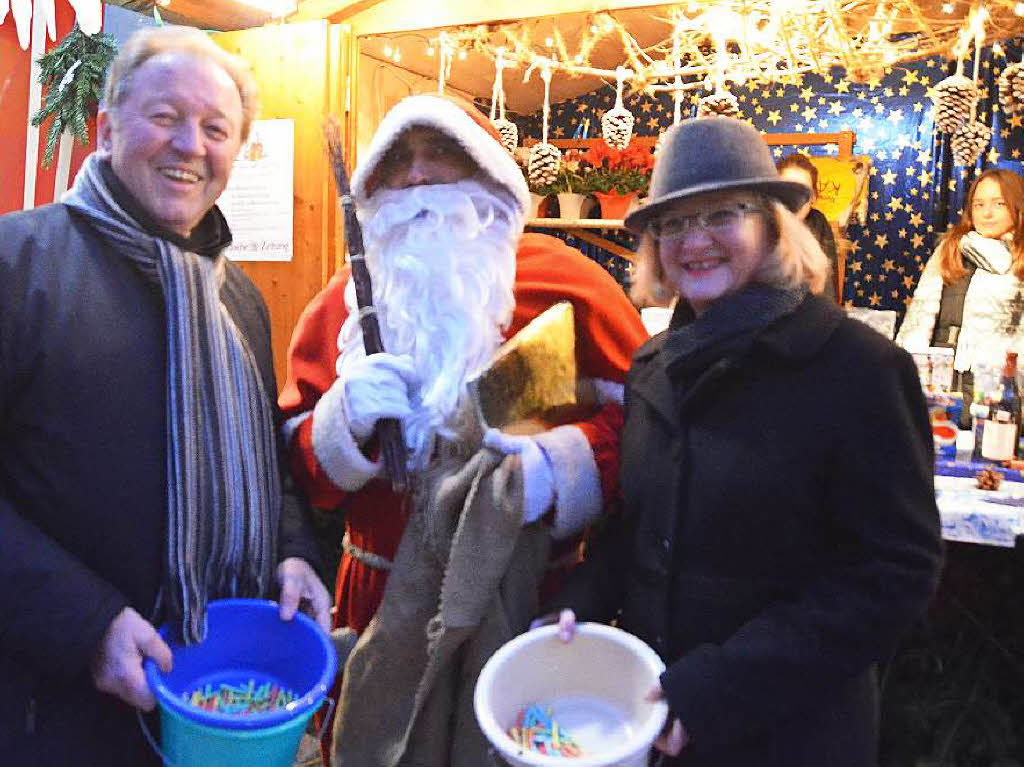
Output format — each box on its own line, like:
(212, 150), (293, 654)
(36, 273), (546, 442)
(482, 428), (556, 525)
(340, 353), (418, 443)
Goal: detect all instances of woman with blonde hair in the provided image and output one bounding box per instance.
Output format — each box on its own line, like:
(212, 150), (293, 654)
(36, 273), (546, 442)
(897, 168), (1024, 375)
(539, 117), (941, 766)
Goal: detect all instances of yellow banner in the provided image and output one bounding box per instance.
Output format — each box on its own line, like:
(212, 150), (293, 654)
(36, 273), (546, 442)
(807, 156), (871, 224)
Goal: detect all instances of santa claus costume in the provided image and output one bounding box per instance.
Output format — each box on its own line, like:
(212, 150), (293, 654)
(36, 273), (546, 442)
(279, 94), (647, 636)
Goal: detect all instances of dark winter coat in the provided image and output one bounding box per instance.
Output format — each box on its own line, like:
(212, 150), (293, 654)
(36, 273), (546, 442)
(553, 291), (942, 767)
(0, 200), (320, 765)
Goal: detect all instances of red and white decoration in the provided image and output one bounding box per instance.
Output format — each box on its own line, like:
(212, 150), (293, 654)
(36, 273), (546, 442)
(1, 0), (102, 214)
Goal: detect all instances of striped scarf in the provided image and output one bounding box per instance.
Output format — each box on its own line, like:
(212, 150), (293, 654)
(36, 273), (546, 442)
(64, 154), (280, 644)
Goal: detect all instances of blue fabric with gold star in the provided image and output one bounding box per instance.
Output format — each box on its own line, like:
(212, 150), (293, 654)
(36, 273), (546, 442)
(512, 39), (1024, 316)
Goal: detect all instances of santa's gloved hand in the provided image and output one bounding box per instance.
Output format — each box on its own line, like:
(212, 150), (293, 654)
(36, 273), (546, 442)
(482, 428), (556, 524)
(340, 353), (418, 443)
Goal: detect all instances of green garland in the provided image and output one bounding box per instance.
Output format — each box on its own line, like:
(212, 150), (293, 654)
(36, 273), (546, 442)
(31, 24), (118, 167)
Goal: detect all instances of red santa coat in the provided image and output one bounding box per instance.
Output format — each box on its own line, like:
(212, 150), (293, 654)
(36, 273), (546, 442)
(280, 232), (647, 633)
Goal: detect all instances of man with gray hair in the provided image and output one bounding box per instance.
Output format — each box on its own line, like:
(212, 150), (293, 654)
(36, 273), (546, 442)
(0, 26), (329, 764)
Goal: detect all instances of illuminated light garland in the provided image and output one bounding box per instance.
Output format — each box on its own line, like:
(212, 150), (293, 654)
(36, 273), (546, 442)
(413, 0), (1022, 97)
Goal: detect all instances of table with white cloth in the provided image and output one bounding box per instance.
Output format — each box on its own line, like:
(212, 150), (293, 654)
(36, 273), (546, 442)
(935, 466), (1024, 547)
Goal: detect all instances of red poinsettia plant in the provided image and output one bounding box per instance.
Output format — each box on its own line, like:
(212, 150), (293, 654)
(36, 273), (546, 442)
(579, 141), (655, 195)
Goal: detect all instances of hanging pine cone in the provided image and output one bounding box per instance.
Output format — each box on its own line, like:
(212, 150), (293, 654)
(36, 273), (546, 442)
(998, 62), (1024, 119)
(696, 92), (741, 119)
(602, 106), (634, 149)
(527, 142), (561, 188)
(951, 119), (992, 166)
(493, 118), (518, 153)
(932, 74), (977, 134)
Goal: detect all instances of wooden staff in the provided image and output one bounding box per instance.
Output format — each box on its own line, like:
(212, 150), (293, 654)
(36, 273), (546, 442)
(323, 117), (408, 493)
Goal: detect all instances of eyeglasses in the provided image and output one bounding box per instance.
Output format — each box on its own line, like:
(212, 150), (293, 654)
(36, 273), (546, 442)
(648, 202), (761, 241)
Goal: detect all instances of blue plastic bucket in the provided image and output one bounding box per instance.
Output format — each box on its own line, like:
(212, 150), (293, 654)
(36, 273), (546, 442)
(143, 598), (337, 767)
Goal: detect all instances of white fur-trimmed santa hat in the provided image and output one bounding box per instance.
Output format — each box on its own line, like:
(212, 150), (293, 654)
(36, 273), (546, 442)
(350, 94), (530, 217)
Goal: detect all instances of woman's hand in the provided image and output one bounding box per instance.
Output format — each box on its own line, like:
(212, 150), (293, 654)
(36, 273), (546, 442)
(528, 608), (576, 643)
(645, 684), (689, 756)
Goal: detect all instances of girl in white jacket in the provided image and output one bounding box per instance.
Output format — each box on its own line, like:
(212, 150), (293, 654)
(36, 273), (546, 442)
(897, 169), (1024, 376)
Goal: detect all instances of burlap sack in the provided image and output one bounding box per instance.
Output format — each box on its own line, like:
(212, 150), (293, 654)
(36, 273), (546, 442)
(333, 447), (551, 767)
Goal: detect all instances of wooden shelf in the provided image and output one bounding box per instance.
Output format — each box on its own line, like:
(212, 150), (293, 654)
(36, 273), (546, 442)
(527, 219), (635, 261)
(525, 130), (857, 161)
(528, 218), (626, 229)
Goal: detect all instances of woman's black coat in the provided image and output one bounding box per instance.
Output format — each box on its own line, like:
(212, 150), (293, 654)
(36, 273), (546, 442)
(553, 293), (942, 766)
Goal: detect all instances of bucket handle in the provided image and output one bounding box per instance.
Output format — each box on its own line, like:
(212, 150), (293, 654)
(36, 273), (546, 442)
(137, 696), (337, 767)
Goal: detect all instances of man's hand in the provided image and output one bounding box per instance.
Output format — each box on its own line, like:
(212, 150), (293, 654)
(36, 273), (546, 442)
(645, 685), (689, 756)
(482, 428), (555, 524)
(339, 353), (418, 443)
(90, 607), (172, 711)
(277, 557), (332, 633)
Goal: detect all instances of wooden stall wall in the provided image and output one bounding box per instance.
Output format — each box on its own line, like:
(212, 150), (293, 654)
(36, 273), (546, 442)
(0, 4), (99, 215)
(213, 21), (353, 388)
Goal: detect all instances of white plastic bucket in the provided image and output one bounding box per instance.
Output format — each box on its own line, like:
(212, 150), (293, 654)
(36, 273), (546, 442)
(474, 623), (668, 767)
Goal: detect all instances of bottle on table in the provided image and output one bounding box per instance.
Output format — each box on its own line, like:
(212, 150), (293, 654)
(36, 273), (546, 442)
(979, 351), (1021, 463)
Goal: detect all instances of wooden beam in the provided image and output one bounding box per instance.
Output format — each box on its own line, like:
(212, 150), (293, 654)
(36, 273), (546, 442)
(288, 0), (387, 22)
(568, 230), (635, 261)
(108, 1), (271, 31)
(526, 131), (858, 160)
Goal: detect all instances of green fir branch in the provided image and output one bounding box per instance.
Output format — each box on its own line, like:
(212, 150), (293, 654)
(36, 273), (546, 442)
(30, 24), (118, 167)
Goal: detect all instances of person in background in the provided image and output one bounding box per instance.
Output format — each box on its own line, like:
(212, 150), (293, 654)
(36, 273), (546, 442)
(0, 26), (329, 765)
(279, 94), (647, 764)
(777, 152), (840, 301)
(540, 117), (942, 766)
(896, 168), (1024, 382)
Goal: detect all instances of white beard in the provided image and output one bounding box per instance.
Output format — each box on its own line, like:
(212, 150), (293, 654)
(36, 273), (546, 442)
(337, 179), (522, 471)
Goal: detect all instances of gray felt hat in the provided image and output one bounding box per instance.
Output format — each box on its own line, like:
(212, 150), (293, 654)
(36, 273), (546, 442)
(623, 117), (811, 234)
